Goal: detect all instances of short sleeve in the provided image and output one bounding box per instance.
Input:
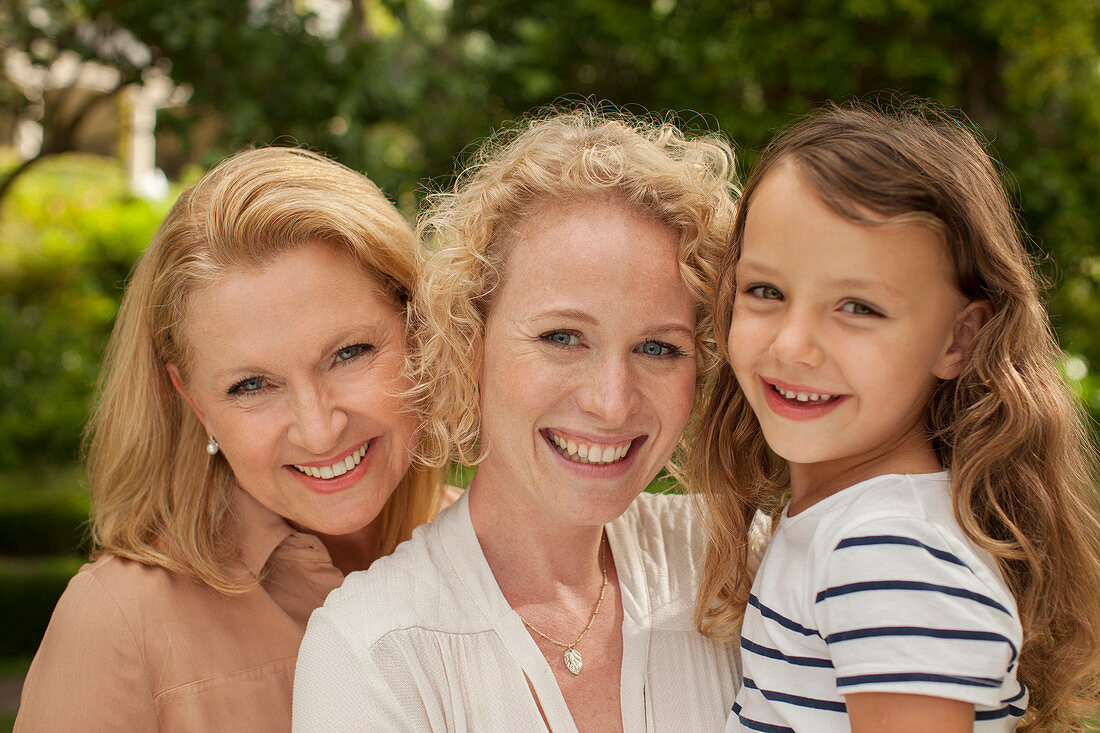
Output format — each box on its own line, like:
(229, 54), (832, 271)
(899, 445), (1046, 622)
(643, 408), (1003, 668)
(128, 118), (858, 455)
(15, 570), (157, 732)
(811, 517), (1022, 707)
(293, 608), (436, 732)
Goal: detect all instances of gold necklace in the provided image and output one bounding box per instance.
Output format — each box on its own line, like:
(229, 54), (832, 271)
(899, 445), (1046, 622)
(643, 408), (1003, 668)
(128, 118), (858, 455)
(519, 542), (608, 676)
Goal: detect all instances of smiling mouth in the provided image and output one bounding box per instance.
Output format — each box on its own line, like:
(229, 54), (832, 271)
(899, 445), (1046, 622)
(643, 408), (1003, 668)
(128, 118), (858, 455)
(546, 430), (635, 466)
(292, 440), (370, 479)
(770, 383), (843, 405)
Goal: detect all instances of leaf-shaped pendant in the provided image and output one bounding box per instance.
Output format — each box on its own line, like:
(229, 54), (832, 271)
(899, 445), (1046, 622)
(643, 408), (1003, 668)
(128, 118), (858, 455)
(563, 647), (583, 675)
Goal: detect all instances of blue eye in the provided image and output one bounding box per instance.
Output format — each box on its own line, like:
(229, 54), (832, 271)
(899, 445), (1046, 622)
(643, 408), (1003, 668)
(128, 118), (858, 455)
(747, 285), (782, 300)
(228, 376), (266, 395)
(335, 343), (371, 362)
(639, 340), (682, 357)
(542, 331), (580, 347)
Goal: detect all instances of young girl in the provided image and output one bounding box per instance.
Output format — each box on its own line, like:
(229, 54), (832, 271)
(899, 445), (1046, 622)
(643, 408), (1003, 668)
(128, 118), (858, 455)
(691, 100), (1100, 732)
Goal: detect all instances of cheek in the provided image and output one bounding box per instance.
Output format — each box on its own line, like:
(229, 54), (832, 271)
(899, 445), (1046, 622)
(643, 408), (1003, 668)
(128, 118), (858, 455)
(650, 364), (698, 432)
(347, 367), (416, 436)
(727, 305), (765, 359)
(726, 323), (759, 383)
(215, 411), (287, 482)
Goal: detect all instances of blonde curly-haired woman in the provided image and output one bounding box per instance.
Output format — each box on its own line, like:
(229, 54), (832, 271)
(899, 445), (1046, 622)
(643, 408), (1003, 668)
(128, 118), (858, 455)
(295, 110), (743, 731)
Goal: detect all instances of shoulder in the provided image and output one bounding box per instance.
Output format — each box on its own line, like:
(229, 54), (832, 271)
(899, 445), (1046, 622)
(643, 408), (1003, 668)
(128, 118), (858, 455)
(54, 553), (186, 622)
(814, 474), (998, 573)
(807, 473), (958, 553)
(610, 491), (706, 622)
(38, 555), (142, 643)
(612, 491), (704, 573)
(614, 490), (699, 546)
(39, 552), (229, 663)
(310, 498), (484, 650)
(17, 554), (161, 729)
(802, 476), (1025, 708)
(807, 476), (1020, 635)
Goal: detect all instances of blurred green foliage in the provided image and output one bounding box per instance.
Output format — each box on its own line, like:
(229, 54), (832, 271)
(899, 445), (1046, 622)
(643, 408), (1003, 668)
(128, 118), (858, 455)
(0, 464), (90, 556)
(0, 155), (178, 469)
(2, 0), (1098, 470)
(0, 555), (85, 657)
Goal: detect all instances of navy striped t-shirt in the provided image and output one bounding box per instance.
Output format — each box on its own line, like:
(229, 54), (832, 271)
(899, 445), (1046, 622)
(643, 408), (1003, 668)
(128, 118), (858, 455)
(726, 472), (1026, 732)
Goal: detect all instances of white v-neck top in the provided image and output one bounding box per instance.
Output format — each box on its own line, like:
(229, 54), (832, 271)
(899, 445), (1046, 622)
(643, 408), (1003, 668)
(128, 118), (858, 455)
(293, 490), (740, 732)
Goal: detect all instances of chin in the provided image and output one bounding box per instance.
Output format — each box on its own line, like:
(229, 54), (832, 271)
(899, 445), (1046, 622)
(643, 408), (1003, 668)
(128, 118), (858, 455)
(566, 487), (645, 527)
(302, 509), (379, 538)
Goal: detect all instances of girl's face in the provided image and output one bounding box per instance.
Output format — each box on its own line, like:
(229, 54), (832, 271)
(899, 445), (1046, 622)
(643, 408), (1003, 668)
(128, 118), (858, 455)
(472, 196), (698, 532)
(728, 161), (974, 495)
(170, 241), (417, 538)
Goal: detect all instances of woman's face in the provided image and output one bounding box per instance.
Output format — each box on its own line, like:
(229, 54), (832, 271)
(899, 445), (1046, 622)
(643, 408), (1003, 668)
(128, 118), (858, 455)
(473, 197), (697, 530)
(170, 241), (417, 537)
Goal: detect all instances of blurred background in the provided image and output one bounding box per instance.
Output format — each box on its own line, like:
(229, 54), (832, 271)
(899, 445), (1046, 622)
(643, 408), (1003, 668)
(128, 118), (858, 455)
(2, 0), (1099, 727)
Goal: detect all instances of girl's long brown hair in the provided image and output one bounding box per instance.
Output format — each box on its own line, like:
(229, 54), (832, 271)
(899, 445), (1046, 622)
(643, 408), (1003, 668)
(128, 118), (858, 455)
(689, 98), (1100, 731)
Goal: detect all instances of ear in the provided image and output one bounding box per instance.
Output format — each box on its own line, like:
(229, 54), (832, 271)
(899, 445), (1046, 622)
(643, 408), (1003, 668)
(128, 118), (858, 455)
(167, 363), (210, 432)
(933, 301), (992, 380)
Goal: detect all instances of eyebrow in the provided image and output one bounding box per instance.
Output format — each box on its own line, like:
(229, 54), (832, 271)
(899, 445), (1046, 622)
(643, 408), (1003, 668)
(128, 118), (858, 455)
(209, 325), (383, 382)
(736, 259), (906, 298)
(538, 308), (598, 325)
(534, 308), (695, 339)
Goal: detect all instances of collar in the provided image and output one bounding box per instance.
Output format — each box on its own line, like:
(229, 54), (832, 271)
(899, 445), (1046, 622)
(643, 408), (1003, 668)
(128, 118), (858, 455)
(232, 488), (298, 577)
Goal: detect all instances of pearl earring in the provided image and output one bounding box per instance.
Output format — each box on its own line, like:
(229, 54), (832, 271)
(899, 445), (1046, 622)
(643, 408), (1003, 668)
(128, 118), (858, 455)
(206, 436), (220, 455)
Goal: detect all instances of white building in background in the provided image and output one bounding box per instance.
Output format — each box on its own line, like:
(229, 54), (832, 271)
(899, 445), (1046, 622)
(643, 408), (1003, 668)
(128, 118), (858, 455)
(2, 47), (189, 200)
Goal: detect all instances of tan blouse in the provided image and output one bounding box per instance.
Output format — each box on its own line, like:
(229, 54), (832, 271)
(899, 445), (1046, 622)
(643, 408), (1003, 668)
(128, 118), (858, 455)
(15, 490), (345, 733)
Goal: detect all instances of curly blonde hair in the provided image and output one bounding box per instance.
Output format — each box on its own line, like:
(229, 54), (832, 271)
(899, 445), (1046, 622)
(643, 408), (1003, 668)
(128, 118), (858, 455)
(87, 147), (444, 593)
(690, 99), (1100, 731)
(412, 106), (738, 467)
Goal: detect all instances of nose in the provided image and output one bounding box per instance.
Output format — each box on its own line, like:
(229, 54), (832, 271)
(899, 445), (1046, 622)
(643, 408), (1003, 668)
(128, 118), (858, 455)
(576, 353), (639, 427)
(770, 309), (825, 368)
(287, 384), (348, 455)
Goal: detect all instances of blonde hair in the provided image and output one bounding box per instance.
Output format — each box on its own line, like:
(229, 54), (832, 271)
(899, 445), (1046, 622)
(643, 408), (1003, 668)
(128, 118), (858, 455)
(690, 99), (1100, 731)
(86, 146), (444, 593)
(412, 106), (738, 466)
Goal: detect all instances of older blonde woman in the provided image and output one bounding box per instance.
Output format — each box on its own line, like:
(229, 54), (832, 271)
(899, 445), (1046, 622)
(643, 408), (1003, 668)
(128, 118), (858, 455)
(16, 148), (450, 731)
(294, 110), (742, 731)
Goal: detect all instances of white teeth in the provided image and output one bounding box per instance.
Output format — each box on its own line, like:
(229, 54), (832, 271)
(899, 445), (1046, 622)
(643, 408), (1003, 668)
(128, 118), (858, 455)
(775, 386), (835, 403)
(293, 441), (369, 479)
(548, 432), (632, 465)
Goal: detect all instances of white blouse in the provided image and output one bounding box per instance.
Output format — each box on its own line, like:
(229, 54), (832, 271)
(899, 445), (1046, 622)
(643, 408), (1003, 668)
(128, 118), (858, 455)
(293, 490), (740, 732)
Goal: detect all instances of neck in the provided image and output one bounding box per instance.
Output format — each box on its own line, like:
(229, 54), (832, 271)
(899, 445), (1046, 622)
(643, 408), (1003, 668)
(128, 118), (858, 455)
(788, 430), (943, 516)
(467, 479), (606, 603)
(313, 518), (384, 575)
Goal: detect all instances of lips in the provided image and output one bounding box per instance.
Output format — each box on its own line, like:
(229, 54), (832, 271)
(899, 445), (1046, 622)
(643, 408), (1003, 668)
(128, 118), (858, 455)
(769, 383), (842, 405)
(544, 429), (636, 466)
(760, 378), (848, 420)
(291, 440), (370, 479)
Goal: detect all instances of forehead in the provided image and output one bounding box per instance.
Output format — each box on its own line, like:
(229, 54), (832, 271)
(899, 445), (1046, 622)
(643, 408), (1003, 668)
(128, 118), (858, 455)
(741, 163), (955, 286)
(494, 196), (692, 313)
(179, 242), (398, 367)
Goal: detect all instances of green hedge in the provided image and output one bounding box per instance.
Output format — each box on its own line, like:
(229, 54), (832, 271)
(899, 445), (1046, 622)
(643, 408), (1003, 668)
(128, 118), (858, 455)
(0, 154), (180, 470)
(0, 500), (88, 557)
(0, 556), (83, 658)
(0, 465), (90, 556)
